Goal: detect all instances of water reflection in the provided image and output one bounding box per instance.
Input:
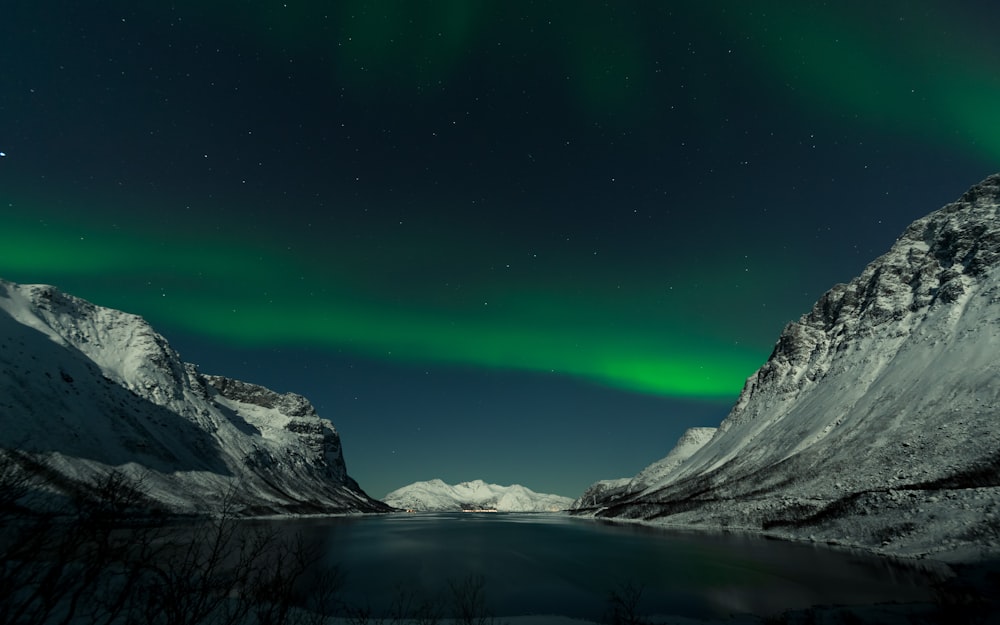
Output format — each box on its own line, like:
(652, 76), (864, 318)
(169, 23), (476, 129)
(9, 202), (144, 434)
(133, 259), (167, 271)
(247, 513), (948, 620)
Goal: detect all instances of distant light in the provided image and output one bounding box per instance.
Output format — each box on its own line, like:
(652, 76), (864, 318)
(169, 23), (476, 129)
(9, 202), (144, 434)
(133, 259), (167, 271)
(0, 152), (6, 157)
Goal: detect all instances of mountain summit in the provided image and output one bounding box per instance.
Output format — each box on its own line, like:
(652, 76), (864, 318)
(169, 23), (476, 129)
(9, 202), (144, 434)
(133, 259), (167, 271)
(575, 173), (1000, 559)
(0, 279), (389, 514)
(384, 479), (574, 512)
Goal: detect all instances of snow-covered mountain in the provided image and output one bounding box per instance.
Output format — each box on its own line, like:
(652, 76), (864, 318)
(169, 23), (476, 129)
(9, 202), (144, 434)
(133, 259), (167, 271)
(0, 279), (390, 515)
(576, 173), (1000, 560)
(384, 479), (574, 512)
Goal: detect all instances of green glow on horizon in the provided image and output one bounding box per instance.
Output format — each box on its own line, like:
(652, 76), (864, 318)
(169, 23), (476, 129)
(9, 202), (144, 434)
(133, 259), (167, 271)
(0, 207), (764, 399)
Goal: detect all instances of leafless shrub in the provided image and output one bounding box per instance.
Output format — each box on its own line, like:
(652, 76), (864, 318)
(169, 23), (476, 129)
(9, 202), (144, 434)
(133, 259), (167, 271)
(603, 580), (647, 625)
(0, 454), (342, 625)
(0, 449), (33, 516)
(381, 583), (443, 625)
(342, 584), (443, 625)
(447, 574), (501, 625)
(0, 461), (169, 625)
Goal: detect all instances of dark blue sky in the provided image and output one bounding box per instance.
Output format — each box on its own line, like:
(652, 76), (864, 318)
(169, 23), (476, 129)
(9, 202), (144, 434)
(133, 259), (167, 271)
(1, 1), (998, 498)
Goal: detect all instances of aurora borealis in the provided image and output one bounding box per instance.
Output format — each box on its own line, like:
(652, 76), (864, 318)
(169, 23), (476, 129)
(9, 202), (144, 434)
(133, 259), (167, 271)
(2, 1), (998, 497)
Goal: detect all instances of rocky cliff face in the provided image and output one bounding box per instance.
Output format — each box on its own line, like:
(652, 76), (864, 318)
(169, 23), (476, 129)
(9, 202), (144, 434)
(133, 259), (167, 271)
(577, 174), (1000, 559)
(0, 279), (389, 514)
(202, 375), (354, 485)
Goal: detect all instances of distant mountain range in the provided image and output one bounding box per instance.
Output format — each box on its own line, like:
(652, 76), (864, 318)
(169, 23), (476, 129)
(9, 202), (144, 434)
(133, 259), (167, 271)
(574, 173), (1000, 560)
(384, 479), (574, 512)
(0, 278), (389, 515)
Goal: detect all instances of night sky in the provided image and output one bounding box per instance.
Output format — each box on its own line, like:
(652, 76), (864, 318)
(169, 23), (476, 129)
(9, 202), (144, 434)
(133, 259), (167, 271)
(2, 2), (998, 499)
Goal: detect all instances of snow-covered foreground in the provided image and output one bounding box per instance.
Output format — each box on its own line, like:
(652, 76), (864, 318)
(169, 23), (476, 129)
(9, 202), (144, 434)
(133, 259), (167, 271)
(383, 478), (574, 511)
(575, 173), (1000, 563)
(0, 278), (388, 514)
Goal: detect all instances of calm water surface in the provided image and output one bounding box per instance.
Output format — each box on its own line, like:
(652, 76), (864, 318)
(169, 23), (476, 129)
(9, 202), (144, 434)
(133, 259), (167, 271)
(255, 512), (947, 621)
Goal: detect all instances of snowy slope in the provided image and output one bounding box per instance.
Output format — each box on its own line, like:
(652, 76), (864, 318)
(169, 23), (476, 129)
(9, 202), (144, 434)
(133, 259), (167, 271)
(384, 479), (574, 512)
(571, 478), (631, 510)
(572, 427), (717, 509)
(577, 173), (1000, 560)
(626, 427), (717, 494)
(0, 279), (390, 514)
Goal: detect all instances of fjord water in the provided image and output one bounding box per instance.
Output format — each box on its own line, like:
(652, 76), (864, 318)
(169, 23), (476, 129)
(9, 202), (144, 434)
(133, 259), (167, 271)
(258, 513), (945, 621)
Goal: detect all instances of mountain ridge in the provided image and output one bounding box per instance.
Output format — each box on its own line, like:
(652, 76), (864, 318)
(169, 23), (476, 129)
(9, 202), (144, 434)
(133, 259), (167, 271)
(574, 173), (1000, 560)
(384, 478), (574, 512)
(0, 278), (389, 515)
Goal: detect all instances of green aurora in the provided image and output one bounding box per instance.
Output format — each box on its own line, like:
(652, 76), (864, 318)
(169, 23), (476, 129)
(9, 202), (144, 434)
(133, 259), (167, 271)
(713, 3), (1000, 163)
(0, 203), (766, 398)
(3, 1), (998, 404)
